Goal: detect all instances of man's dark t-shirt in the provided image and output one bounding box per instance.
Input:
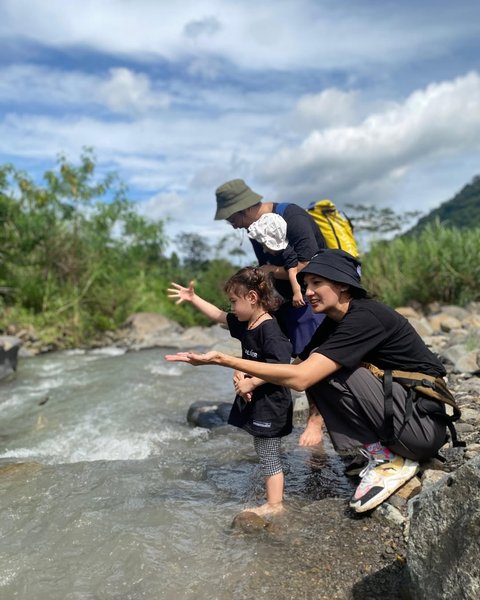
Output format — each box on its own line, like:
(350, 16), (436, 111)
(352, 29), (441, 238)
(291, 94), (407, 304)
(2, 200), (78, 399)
(227, 314), (293, 437)
(299, 297), (446, 376)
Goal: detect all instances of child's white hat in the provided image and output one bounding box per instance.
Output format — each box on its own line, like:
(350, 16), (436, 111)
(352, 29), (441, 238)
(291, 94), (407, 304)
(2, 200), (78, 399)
(247, 213), (288, 251)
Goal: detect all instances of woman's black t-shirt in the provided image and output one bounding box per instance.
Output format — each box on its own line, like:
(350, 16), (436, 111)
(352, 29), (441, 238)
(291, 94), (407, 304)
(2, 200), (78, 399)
(298, 297), (446, 376)
(227, 314), (293, 437)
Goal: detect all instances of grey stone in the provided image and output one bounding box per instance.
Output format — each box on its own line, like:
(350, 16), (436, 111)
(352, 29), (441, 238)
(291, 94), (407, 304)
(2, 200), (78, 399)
(0, 336), (22, 381)
(428, 314), (462, 333)
(373, 503), (406, 527)
(405, 317), (434, 337)
(407, 455), (480, 600)
(441, 345), (480, 374)
(440, 305), (471, 321)
(186, 400), (233, 428)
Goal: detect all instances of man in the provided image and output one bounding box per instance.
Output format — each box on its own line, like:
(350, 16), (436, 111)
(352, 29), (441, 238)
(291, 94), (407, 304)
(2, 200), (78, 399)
(215, 178), (325, 355)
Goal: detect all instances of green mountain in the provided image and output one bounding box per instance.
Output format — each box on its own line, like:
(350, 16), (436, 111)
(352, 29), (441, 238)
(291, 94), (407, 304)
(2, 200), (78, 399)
(410, 174), (480, 233)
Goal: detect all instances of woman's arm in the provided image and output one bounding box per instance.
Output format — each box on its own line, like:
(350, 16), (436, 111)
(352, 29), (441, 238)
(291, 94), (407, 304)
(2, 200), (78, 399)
(164, 350), (341, 392)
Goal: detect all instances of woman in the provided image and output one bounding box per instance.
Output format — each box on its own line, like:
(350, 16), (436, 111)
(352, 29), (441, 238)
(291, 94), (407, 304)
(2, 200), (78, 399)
(166, 249), (453, 513)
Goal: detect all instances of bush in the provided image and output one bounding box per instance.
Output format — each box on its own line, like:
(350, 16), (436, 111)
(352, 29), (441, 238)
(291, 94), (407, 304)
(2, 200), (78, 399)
(363, 221), (480, 307)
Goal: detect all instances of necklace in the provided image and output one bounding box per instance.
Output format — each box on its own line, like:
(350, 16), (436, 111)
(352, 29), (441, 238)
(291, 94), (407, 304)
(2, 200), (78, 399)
(248, 311), (268, 330)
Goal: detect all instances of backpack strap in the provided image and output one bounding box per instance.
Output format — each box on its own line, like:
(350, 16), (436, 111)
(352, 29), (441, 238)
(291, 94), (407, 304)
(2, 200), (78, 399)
(380, 369), (414, 447)
(362, 363), (465, 449)
(382, 369), (395, 446)
(275, 202), (290, 216)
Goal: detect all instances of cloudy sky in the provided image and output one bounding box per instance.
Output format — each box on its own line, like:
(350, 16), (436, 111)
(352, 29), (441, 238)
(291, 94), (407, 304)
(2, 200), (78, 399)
(1, 0), (479, 253)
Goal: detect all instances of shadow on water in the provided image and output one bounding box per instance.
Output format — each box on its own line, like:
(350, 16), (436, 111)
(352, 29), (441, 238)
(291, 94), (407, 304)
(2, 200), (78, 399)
(352, 562), (412, 600)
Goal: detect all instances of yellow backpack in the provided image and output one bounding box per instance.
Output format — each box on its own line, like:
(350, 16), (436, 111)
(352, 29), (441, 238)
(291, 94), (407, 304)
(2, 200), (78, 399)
(307, 199), (359, 257)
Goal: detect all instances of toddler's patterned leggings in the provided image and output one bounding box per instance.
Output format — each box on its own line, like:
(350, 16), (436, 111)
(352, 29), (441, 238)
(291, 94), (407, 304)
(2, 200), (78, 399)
(253, 436), (283, 477)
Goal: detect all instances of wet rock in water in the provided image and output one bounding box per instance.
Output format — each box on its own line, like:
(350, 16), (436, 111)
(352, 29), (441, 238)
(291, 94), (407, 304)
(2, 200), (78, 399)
(186, 400), (232, 428)
(0, 336), (22, 381)
(231, 511), (269, 533)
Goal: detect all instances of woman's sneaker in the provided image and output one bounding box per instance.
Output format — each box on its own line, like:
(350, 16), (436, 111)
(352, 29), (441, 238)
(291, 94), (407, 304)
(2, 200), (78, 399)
(349, 450), (419, 513)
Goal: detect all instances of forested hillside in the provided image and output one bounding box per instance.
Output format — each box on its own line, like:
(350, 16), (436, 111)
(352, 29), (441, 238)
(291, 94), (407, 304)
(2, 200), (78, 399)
(409, 175), (480, 233)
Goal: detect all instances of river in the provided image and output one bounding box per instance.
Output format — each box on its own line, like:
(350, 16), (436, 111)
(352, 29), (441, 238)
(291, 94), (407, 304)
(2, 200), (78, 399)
(0, 347), (405, 600)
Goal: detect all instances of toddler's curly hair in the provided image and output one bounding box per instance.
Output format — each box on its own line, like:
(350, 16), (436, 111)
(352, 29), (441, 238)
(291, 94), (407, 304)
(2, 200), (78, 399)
(224, 266), (281, 312)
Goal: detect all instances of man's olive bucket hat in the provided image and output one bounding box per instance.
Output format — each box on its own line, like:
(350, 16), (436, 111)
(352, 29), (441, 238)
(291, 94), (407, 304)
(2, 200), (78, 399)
(214, 179), (263, 220)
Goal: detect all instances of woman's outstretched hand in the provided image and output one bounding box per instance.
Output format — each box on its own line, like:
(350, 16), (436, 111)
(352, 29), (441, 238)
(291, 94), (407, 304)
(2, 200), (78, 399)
(167, 281), (195, 304)
(164, 351), (223, 366)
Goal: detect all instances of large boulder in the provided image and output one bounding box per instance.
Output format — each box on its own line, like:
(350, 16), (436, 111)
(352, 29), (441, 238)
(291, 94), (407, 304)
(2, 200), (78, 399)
(114, 314), (242, 353)
(407, 455), (480, 599)
(0, 336), (21, 381)
(115, 312), (184, 349)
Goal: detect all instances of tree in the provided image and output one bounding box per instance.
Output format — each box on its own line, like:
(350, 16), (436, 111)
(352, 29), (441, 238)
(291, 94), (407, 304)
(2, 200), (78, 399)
(174, 232), (211, 273)
(345, 204), (422, 236)
(0, 150), (167, 342)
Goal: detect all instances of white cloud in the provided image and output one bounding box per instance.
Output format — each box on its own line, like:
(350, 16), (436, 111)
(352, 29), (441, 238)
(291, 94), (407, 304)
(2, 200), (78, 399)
(0, 0), (479, 248)
(137, 191), (187, 223)
(1, 0), (479, 72)
(0, 65), (170, 115)
(260, 72), (480, 207)
(100, 68), (170, 114)
(292, 89), (360, 130)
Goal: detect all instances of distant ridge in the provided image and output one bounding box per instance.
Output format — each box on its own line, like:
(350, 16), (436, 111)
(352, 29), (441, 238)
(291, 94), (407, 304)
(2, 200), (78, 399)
(409, 175), (480, 234)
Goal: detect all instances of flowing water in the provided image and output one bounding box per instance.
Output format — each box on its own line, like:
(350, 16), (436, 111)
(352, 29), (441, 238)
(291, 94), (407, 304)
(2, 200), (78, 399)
(0, 347), (362, 599)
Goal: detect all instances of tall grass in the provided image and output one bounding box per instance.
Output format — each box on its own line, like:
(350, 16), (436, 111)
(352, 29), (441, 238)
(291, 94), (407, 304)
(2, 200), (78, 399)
(363, 221), (480, 307)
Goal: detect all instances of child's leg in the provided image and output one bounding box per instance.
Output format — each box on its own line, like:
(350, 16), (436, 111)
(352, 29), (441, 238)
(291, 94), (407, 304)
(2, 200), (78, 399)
(265, 471), (284, 506)
(246, 436), (284, 516)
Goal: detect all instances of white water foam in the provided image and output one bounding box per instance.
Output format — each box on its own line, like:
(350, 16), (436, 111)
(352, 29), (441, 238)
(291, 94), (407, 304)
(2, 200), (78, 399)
(89, 347), (126, 356)
(21, 377), (64, 392)
(0, 418), (199, 464)
(0, 567), (18, 587)
(0, 393), (30, 412)
(146, 364), (183, 376)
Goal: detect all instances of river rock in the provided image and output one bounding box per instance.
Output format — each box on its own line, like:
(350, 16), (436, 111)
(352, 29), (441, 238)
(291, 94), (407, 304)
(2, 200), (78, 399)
(407, 455), (480, 600)
(110, 315), (243, 354)
(0, 335), (22, 381)
(231, 511), (269, 533)
(186, 400), (233, 428)
(115, 312), (183, 349)
(403, 316), (434, 338)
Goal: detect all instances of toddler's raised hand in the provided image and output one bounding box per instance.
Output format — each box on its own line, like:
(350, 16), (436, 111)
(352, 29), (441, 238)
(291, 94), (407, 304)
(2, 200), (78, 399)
(167, 280), (195, 304)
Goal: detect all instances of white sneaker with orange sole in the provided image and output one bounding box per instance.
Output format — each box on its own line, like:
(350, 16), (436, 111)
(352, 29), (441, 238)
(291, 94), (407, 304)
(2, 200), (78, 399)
(349, 450), (419, 513)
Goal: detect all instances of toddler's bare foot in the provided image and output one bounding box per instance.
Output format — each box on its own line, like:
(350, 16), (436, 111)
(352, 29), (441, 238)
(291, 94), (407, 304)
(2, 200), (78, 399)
(242, 502), (284, 517)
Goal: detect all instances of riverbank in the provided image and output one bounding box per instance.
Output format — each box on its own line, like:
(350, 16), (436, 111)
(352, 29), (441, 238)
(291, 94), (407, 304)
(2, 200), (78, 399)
(1, 302), (479, 598)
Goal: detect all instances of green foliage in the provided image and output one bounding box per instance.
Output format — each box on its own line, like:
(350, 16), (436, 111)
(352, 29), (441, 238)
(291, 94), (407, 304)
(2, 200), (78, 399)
(160, 259), (237, 327)
(363, 220), (480, 307)
(0, 152), (241, 346)
(2, 153), (478, 348)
